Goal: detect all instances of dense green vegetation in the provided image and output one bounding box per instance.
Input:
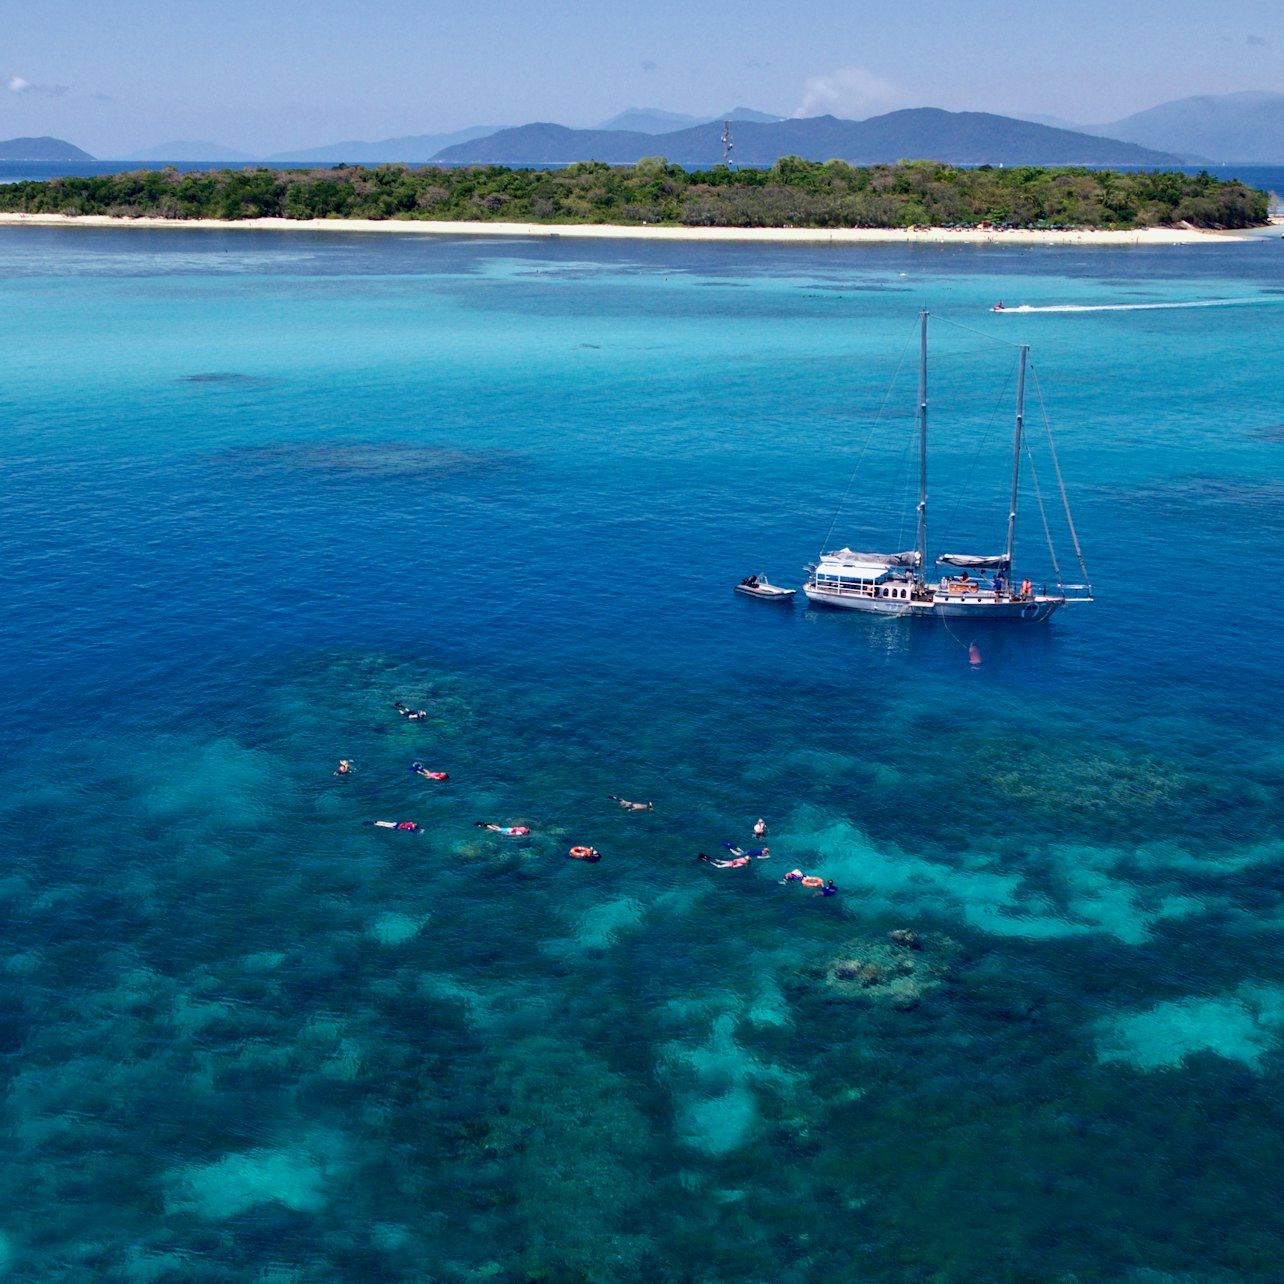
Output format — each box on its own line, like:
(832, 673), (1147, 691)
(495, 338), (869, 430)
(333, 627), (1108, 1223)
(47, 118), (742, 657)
(0, 158), (1268, 229)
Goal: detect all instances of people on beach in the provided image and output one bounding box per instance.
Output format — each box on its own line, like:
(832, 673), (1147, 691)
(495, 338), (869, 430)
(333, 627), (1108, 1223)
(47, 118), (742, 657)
(409, 762), (449, 781)
(474, 822), (530, 836)
(608, 796), (653, 811)
(334, 759), (352, 775)
(394, 701), (428, 721)
(753, 817), (766, 839)
(364, 820), (421, 832)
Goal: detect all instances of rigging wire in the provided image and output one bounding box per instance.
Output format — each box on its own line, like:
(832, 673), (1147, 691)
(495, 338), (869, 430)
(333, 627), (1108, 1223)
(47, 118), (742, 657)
(817, 317), (920, 555)
(1030, 366), (1093, 593)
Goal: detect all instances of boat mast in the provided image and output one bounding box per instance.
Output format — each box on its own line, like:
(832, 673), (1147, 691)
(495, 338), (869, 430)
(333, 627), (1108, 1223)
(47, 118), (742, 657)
(916, 310), (928, 585)
(1004, 343), (1029, 571)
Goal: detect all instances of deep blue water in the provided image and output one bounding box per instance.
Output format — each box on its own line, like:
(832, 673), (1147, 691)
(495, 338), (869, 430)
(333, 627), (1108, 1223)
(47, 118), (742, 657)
(3, 224), (1284, 1282)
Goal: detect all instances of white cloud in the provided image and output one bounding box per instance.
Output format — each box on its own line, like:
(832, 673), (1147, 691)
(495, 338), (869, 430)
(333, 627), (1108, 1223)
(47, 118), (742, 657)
(8, 74), (68, 96)
(794, 66), (900, 120)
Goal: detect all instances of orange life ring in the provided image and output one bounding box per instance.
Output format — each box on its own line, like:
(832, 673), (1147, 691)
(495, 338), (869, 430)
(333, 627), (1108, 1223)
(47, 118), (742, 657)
(569, 846), (596, 860)
(801, 876), (824, 888)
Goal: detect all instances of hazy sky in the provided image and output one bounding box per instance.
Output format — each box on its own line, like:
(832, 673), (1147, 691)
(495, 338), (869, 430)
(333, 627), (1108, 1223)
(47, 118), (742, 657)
(4, 0), (1282, 156)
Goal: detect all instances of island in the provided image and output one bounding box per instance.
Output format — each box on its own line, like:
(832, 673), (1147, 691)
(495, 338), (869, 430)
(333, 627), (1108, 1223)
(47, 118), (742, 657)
(0, 159), (1267, 235)
(0, 135), (94, 162)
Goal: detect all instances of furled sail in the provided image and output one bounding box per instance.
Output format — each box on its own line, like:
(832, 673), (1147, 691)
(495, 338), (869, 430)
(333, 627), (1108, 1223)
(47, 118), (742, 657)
(824, 548), (920, 568)
(937, 553), (1010, 570)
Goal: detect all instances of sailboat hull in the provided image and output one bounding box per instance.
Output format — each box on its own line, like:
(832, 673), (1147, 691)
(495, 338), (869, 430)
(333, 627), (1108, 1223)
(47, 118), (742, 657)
(802, 586), (929, 615)
(803, 585), (1063, 621)
(929, 595), (1063, 622)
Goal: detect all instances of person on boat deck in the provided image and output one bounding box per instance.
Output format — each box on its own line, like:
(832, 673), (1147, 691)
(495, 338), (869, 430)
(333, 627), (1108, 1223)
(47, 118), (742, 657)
(1021, 578), (1032, 598)
(742, 575), (759, 587)
(993, 572), (1006, 599)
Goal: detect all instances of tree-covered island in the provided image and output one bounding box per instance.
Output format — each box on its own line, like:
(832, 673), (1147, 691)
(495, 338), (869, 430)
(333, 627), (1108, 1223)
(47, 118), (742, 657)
(0, 158), (1267, 230)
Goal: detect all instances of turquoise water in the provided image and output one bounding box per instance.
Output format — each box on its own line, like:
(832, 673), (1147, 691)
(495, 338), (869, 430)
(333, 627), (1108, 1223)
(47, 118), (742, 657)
(3, 225), (1284, 1282)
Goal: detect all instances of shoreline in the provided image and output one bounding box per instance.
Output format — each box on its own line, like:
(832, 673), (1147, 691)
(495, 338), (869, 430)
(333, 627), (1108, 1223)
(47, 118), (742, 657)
(0, 211), (1255, 245)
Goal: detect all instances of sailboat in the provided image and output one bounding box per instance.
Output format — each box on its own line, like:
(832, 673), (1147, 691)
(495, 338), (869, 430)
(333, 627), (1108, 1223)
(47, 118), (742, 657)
(803, 310), (1092, 621)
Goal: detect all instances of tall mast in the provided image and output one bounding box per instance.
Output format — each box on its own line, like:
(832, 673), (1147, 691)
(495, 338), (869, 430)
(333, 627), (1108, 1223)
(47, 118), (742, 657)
(1004, 343), (1029, 571)
(916, 310), (928, 584)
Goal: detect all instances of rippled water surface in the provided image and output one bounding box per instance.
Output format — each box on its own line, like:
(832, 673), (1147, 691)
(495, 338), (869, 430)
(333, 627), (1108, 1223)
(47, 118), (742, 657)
(3, 224), (1284, 1282)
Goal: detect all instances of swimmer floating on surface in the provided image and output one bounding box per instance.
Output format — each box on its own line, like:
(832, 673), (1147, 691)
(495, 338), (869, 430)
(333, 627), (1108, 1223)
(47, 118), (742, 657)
(474, 822), (531, 836)
(700, 852), (750, 868)
(608, 796), (653, 811)
(721, 841), (770, 859)
(394, 701), (428, 721)
(334, 759), (352, 776)
(409, 762), (449, 781)
(363, 820), (421, 832)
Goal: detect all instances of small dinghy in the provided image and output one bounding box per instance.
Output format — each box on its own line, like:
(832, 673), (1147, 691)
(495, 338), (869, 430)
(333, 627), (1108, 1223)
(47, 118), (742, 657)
(735, 575), (796, 601)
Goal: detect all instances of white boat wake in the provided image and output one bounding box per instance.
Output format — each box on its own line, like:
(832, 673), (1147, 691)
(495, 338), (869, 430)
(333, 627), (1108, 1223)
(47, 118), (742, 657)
(998, 299), (1269, 314)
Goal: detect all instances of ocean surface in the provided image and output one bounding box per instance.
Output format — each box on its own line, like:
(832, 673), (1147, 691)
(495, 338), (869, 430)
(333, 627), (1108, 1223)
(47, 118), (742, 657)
(2, 223), (1284, 1282)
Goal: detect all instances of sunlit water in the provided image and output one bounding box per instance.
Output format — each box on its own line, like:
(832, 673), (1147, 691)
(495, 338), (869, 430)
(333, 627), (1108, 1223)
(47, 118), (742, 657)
(2, 224), (1284, 1282)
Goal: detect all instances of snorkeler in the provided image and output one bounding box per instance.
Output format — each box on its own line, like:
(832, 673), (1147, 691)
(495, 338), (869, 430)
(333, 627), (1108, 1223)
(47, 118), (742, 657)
(334, 759), (352, 776)
(753, 817), (766, 839)
(474, 822), (531, 836)
(363, 820), (421, 832)
(779, 869), (805, 884)
(817, 880), (838, 897)
(409, 762), (449, 781)
(719, 842), (768, 859)
(608, 796), (653, 811)
(394, 701), (428, 721)
(707, 853), (752, 868)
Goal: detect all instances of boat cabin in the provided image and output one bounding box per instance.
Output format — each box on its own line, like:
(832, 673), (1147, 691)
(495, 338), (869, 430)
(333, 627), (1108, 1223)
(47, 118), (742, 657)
(808, 549), (918, 602)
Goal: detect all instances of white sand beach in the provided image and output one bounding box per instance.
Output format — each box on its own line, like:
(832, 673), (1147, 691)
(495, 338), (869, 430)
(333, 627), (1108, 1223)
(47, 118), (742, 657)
(0, 211), (1250, 245)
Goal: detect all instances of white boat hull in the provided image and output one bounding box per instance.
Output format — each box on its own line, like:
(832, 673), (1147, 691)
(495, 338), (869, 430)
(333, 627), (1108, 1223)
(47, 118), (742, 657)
(803, 586), (927, 615)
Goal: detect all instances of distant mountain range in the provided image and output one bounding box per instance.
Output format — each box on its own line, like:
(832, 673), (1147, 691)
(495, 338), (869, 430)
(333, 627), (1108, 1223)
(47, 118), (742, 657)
(0, 135), (94, 161)
(596, 107), (782, 134)
(262, 127), (505, 164)
(123, 141), (255, 162)
(430, 110), (1183, 167)
(1084, 91), (1284, 164)
(11, 92), (1284, 168)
